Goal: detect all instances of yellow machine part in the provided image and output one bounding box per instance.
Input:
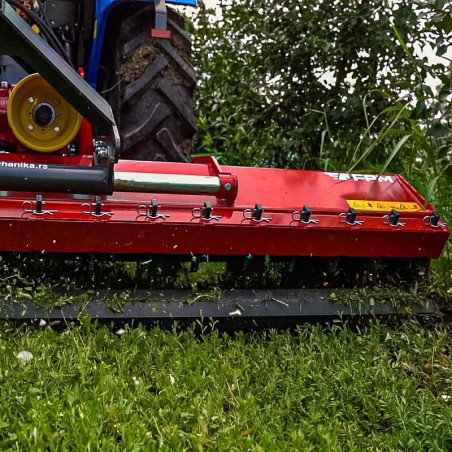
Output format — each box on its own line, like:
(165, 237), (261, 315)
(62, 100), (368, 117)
(7, 73), (82, 152)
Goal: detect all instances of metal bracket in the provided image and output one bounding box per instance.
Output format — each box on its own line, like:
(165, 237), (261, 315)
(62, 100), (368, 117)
(292, 205), (319, 224)
(424, 211), (446, 229)
(137, 199), (170, 220)
(22, 195), (57, 215)
(339, 207), (363, 226)
(81, 196), (113, 217)
(192, 201), (221, 221)
(382, 209), (405, 228)
(243, 203), (272, 223)
(151, 0), (171, 39)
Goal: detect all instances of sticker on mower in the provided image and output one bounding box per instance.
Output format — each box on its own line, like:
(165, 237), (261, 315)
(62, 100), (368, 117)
(326, 172), (394, 183)
(0, 161), (48, 169)
(346, 200), (423, 212)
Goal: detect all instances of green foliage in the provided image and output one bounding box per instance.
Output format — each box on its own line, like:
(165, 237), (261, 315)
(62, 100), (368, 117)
(193, 0), (448, 169)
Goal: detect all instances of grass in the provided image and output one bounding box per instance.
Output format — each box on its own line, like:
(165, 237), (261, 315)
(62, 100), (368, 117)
(1, 320), (452, 450)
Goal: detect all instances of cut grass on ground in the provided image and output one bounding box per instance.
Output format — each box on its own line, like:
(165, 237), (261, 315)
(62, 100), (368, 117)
(1, 320), (452, 451)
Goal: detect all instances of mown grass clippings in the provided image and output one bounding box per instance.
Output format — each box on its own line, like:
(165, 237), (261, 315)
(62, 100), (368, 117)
(0, 256), (445, 314)
(1, 321), (452, 450)
(0, 259), (229, 313)
(330, 281), (438, 313)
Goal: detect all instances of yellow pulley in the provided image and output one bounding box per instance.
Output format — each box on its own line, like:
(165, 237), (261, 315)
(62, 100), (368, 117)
(7, 73), (82, 153)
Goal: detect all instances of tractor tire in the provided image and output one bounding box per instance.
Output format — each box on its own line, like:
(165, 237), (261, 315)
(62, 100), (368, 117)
(107, 6), (196, 161)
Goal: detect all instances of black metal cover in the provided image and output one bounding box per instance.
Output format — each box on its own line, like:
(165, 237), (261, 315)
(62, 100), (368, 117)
(0, 163), (111, 194)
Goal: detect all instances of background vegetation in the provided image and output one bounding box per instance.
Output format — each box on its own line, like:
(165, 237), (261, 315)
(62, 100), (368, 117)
(193, 0), (451, 172)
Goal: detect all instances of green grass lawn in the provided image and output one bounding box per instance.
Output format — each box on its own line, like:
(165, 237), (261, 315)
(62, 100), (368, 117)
(1, 319), (451, 451)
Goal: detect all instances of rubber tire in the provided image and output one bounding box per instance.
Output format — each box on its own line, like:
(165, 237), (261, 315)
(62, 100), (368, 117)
(107, 6), (196, 161)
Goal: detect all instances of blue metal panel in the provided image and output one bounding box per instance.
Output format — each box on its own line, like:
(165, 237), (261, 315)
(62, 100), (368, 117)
(87, 0), (197, 87)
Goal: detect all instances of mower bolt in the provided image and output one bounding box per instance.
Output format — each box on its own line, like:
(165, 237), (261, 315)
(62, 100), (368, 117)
(28, 97), (34, 103)
(27, 124), (34, 131)
(54, 126), (60, 133)
(224, 183), (232, 191)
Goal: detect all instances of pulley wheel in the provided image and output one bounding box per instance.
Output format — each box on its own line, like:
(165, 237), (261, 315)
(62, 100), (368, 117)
(7, 73), (82, 152)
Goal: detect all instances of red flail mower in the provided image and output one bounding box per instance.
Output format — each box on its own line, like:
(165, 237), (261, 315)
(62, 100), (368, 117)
(0, 0), (449, 326)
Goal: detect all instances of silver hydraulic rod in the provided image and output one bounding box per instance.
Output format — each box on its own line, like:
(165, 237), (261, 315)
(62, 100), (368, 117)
(114, 172), (221, 195)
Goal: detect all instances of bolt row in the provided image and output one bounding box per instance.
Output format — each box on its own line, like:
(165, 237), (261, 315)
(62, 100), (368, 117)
(20, 196), (445, 229)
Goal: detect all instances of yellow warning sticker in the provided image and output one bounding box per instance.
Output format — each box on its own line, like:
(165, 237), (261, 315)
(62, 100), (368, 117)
(346, 200), (423, 212)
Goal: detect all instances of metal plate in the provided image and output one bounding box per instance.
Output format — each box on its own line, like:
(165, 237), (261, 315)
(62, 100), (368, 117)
(0, 289), (437, 330)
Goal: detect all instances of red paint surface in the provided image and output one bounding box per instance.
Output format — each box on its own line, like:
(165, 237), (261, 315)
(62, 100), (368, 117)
(0, 85), (15, 148)
(0, 157), (447, 258)
(151, 29), (172, 39)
